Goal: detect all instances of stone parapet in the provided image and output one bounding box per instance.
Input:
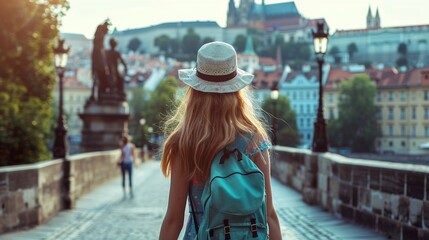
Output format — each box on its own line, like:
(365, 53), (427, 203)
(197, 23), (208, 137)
(0, 150), (125, 233)
(271, 146), (429, 240)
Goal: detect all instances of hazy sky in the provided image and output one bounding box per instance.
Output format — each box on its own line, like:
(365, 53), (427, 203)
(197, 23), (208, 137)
(61, 0), (429, 38)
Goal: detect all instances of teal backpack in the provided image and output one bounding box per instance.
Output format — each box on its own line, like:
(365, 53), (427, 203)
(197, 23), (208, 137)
(189, 134), (268, 240)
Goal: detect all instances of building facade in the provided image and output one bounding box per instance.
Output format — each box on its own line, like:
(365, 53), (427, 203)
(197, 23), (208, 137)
(329, 7), (429, 67)
(53, 70), (92, 154)
(110, 21), (247, 55)
(280, 65), (330, 147)
(325, 67), (429, 155)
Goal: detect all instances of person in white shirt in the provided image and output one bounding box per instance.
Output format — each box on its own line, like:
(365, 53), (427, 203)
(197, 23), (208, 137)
(118, 135), (137, 196)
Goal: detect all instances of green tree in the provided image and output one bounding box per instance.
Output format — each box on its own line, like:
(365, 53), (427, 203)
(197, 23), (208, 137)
(170, 38), (180, 55)
(397, 42), (408, 55)
(128, 87), (149, 146)
(127, 37), (142, 53)
(329, 74), (380, 152)
(143, 77), (178, 135)
(201, 36), (215, 45)
(154, 34), (171, 54)
(0, 0), (69, 166)
(233, 34), (246, 52)
(282, 42), (311, 67)
(347, 42), (358, 60)
(182, 28), (201, 60)
(329, 46), (341, 64)
(262, 96), (300, 147)
(396, 43), (408, 68)
(396, 56), (408, 67)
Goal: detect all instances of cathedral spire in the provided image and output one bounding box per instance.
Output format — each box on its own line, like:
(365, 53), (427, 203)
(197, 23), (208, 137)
(227, 0), (237, 27)
(366, 6), (374, 29)
(374, 8), (381, 28)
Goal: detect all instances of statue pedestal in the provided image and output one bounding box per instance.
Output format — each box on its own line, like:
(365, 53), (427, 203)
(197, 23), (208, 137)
(79, 99), (130, 153)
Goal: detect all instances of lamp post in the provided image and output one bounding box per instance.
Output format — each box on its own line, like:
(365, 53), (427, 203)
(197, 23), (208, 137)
(270, 83), (279, 145)
(311, 22), (329, 152)
(53, 39), (70, 158)
(139, 118), (147, 150)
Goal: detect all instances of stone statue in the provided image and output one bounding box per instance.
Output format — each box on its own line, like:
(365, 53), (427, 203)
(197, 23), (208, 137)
(91, 20), (110, 101)
(106, 38), (128, 101)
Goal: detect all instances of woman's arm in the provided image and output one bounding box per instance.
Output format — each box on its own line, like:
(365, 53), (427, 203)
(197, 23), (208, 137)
(132, 144), (138, 164)
(252, 150), (282, 240)
(159, 157), (188, 239)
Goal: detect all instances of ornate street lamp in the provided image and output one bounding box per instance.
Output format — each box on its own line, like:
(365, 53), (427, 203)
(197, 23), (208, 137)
(311, 22), (329, 152)
(53, 39), (70, 158)
(270, 83), (279, 146)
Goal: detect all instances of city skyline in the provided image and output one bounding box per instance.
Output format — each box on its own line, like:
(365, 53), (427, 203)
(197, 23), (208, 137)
(61, 0), (429, 38)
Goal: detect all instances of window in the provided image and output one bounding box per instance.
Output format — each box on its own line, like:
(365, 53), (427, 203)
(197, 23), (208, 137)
(425, 90), (429, 100)
(425, 126), (429, 137)
(389, 141), (393, 147)
(328, 93), (334, 103)
(313, 91), (317, 99)
(293, 92), (296, 100)
(412, 107), (417, 119)
(329, 108), (335, 119)
(412, 125), (417, 137)
(306, 92), (310, 100)
(400, 107), (406, 120)
(300, 105), (303, 113)
(425, 107), (429, 119)
(307, 133), (311, 140)
(376, 92), (382, 102)
(388, 125), (394, 136)
(376, 107), (382, 120)
(300, 118), (304, 127)
(388, 107), (394, 120)
(400, 91), (407, 101)
(389, 92), (394, 101)
(401, 125), (406, 136)
(401, 141), (406, 147)
(307, 118), (311, 127)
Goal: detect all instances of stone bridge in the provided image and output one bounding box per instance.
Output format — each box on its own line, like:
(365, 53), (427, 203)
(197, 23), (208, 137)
(0, 147), (426, 239)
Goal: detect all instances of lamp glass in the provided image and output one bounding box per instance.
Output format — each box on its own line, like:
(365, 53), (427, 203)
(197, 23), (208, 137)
(54, 53), (68, 68)
(271, 89), (279, 100)
(313, 37), (328, 55)
(140, 118), (146, 125)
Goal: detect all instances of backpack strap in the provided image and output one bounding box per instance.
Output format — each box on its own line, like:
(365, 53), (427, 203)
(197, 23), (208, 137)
(188, 183), (200, 236)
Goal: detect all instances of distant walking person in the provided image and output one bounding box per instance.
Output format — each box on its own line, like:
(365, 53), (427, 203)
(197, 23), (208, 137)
(119, 135), (137, 196)
(159, 42), (282, 239)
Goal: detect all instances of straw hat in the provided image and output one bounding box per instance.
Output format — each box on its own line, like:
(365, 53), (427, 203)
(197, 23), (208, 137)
(178, 41), (254, 93)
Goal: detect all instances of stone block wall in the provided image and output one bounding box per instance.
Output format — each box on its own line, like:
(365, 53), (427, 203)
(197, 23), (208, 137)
(271, 146), (429, 240)
(0, 160), (63, 233)
(68, 150), (121, 203)
(0, 150), (127, 233)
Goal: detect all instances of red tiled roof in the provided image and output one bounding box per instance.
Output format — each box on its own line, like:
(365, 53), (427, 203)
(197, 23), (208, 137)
(284, 69), (318, 83)
(252, 69), (284, 89)
(326, 67), (429, 90)
(63, 75), (89, 89)
(259, 57), (277, 66)
(325, 69), (355, 90)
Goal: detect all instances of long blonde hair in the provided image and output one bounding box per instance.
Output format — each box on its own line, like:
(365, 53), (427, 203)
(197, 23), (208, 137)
(161, 86), (269, 181)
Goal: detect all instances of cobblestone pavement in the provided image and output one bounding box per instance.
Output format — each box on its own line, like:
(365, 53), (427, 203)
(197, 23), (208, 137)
(3, 161), (387, 240)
